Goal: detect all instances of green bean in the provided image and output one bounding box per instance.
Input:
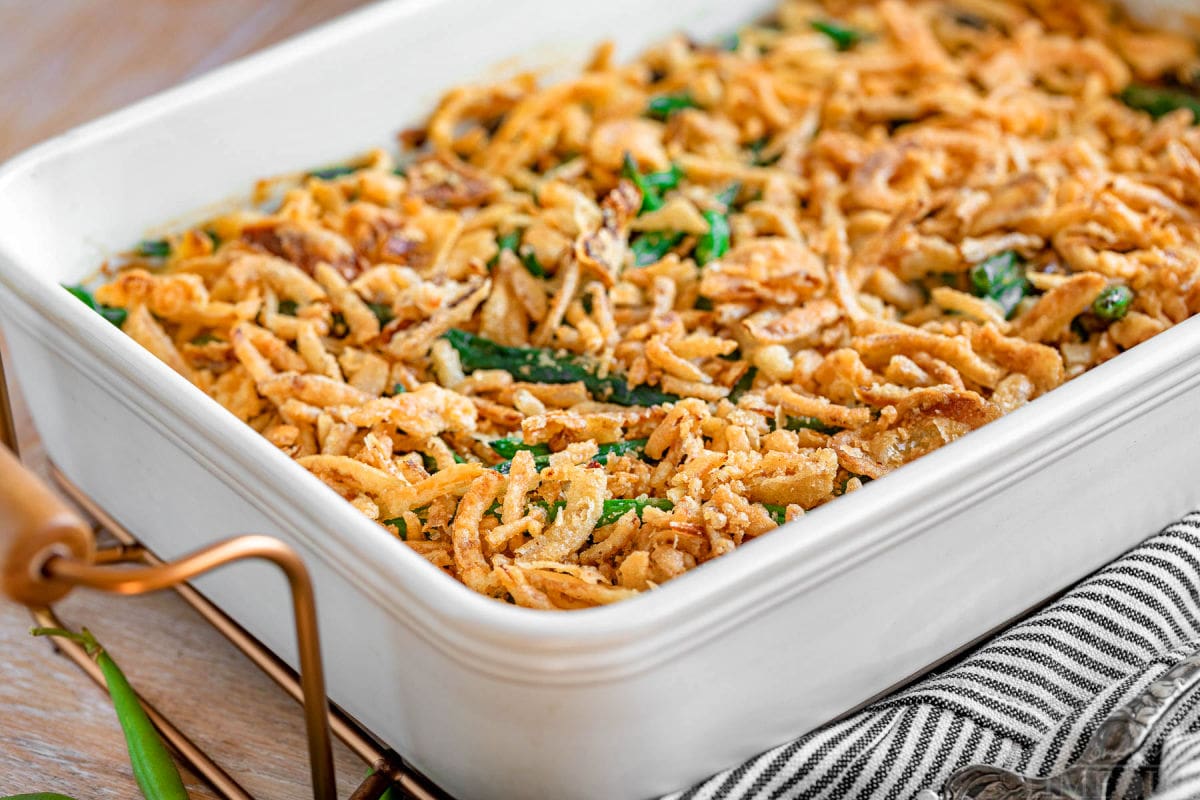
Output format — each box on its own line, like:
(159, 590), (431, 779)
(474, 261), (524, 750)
(276, 299), (299, 316)
(714, 182), (741, 210)
(382, 516), (409, 540)
(811, 19), (863, 51)
(444, 329), (678, 406)
(1092, 284), (1133, 321)
(630, 231), (685, 266)
(968, 250), (1028, 318)
(30, 628), (187, 800)
(784, 416), (842, 435)
(135, 239), (171, 258)
(762, 503), (787, 525)
(534, 497), (674, 528)
(307, 164), (359, 180)
(189, 333), (221, 345)
(491, 226), (550, 279)
(399, 495), (672, 536)
(621, 153), (684, 213)
(489, 437), (552, 459)
(839, 473), (872, 495)
(389, 383), (406, 395)
(330, 312), (349, 337)
(421, 451), (467, 474)
(695, 209), (731, 265)
(642, 162), (685, 192)
(491, 439), (649, 474)
(367, 302), (394, 325)
(489, 229), (521, 268)
(728, 366), (757, 403)
(520, 248), (547, 278)
(596, 497), (673, 528)
(1119, 84), (1200, 124)
(645, 91), (698, 120)
(748, 136), (780, 167)
(63, 284), (127, 328)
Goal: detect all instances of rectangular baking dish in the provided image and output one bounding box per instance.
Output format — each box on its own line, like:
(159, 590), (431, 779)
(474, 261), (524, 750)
(3, 2), (1200, 798)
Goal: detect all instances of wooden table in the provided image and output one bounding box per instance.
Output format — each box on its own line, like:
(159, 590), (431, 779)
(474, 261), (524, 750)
(0, 3), (373, 797)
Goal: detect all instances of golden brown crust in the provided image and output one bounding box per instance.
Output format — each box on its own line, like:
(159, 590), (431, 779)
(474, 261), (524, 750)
(92, 0), (1200, 608)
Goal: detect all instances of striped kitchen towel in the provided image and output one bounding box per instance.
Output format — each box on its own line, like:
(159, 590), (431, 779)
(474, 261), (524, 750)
(669, 513), (1200, 800)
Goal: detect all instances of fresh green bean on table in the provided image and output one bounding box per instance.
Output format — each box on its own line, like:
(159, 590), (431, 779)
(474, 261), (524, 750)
(29, 627), (188, 800)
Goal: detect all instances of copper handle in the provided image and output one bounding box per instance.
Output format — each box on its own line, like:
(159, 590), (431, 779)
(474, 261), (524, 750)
(0, 444), (95, 605)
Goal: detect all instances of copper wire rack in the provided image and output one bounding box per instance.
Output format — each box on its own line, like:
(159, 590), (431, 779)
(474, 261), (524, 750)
(0, 348), (449, 800)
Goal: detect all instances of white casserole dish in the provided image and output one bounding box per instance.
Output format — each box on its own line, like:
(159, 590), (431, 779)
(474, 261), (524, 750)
(2, 2), (1200, 798)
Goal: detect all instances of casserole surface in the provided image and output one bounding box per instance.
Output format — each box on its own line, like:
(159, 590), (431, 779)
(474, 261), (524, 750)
(3, 0), (1200, 796)
(69, 0), (1200, 610)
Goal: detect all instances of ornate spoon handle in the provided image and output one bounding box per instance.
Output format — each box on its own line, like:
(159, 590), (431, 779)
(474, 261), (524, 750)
(921, 645), (1200, 800)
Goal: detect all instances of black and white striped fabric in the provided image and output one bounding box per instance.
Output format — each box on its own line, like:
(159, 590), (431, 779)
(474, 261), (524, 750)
(667, 513), (1200, 800)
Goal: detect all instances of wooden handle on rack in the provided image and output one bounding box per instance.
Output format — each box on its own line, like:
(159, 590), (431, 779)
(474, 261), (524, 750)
(0, 445), (94, 605)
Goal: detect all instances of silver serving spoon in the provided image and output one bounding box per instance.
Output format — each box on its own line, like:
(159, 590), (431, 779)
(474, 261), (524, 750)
(917, 646), (1200, 800)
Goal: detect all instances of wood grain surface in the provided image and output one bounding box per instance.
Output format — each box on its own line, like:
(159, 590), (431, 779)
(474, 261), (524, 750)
(0, 2), (374, 797)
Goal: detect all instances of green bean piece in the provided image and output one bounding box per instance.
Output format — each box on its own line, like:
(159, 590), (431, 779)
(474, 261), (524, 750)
(595, 497), (673, 528)
(836, 474), (872, 495)
(489, 436), (552, 459)
(784, 416), (842, 435)
(748, 136), (781, 167)
(63, 284), (127, 328)
(30, 628), (188, 800)
(204, 229), (222, 250)
(330, 312), (349, 337)
(720, 33), (741, 52)
(631, 231), (685, 266)
(1119, 84), (1200, 124)
(420, 451), (464, 473)
(593, 438), (650, 464)
(811, 19), (863, 51)
(390, 383), (407, 395)
(189, 333), (221, 345)
(622, 153), (684, 213)
(728, 366), (757, 403)
(492, 438), (650, 474)
(533, 497), (673, 528)
(695, 209), (731, 265)
(645, 91), (698, 120)
(968, 250), (1028, 319)
(715, 182), (741, 210)
(1092, 285), (1133, 322)
(277, 299), (299, 316)
(367, 302), (394, 325)
(135, 239), (171, 258)
(642, 162), (685, 192)
(489, 229), (521, 268)
(307, 164), (359, 180)
(762, 503), (787, 525)
(64, 284), (96, 309)
(520, 248), (547, 278)
(383, 516), (408, 540)
(444, 329), (679, 406)
(622, 153), (661, 213)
